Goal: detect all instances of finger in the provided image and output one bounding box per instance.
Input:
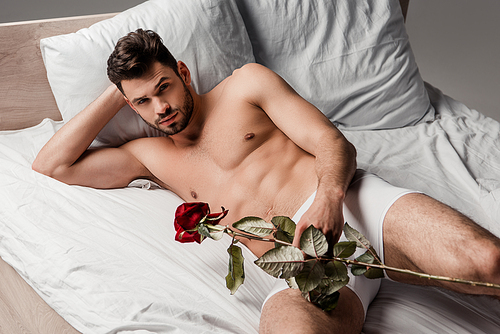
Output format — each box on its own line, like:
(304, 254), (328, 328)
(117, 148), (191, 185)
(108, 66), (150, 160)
(292, 230), (301, 248)
(292, 222), (308, 248)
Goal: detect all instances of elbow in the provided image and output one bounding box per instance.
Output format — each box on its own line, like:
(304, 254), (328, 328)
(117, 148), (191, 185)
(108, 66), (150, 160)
(32, 157), (63, 180)
(31, 157), (52, 177)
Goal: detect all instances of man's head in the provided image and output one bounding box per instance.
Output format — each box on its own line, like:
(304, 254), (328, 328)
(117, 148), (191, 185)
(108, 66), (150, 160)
(107, 29), (194, 136)
(107, 29), (179, 94)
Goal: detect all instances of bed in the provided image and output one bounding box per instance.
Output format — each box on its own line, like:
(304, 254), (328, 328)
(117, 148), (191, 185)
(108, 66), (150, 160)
(1, 0), (499, 333)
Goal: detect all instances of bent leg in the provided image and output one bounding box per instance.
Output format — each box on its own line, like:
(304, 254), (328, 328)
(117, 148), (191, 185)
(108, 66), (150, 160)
(383, 193), (500, 297)
(260, 287), (364, 334)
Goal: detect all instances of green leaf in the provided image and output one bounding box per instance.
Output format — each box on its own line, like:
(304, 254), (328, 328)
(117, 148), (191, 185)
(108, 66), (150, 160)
(351, 264), (367, 276)
(318, 261), (349, 295)
(317, 291), (340, 312)
(272, 216), (296, 247)
(198, 223), (225, 241)
(364, 266), (385, 279)
(197, 223), (210, 239)
(356, 249), (384, 279)
(233, 217), (274, 237)
(325, 261), (349, 281)
(254, 246), (304, 279)
(272, 216), (296, 235)
(300, 225), (328, 258)
(272, 216), (296, 232)
(225, 244), (245, 295)
(343, 223), (372, 249)
(351, 251), (373, 276)
(308, 289), (341, 312)
(295, 260), (325, 293)
(333, 241), (357, 258)
(317, 277), (349, 296)
(351, 251), (380, 277)
(356, 251), (374, 264)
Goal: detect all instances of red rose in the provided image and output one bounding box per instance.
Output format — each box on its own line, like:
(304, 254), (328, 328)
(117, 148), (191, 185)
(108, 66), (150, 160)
(174, 202), (228, 243)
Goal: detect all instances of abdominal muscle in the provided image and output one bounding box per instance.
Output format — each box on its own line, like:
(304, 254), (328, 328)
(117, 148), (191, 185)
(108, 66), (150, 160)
(148, 128), (318, 257)
(199, 132), (318, 257)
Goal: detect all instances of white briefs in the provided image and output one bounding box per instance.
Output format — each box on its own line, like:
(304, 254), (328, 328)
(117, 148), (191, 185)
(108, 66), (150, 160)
(262, 170), (420, 317)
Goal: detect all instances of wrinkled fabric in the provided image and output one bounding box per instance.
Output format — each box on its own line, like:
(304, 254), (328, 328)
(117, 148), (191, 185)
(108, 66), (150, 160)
(1, 83), (499, 333)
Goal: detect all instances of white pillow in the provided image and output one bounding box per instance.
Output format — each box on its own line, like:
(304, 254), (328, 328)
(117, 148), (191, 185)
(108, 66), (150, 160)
(41, 0), (254, 147)
(236, 0), (435, 130)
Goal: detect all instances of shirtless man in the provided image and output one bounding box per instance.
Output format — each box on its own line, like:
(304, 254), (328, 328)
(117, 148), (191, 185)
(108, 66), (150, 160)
(32, 29), (500, 333)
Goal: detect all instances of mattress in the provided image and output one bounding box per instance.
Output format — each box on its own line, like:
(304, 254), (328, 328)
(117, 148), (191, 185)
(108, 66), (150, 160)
(1, 83), (499, 333)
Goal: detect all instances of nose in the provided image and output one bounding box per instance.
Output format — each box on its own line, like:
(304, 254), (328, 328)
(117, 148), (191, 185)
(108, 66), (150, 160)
(153, 97), (170, 116)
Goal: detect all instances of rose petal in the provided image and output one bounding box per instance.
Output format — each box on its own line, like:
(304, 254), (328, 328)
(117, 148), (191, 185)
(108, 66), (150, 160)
(175, 202), (210, 230)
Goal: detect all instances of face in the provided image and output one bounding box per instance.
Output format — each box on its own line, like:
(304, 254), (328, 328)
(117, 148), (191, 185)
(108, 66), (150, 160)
(122, 61), (194, 136)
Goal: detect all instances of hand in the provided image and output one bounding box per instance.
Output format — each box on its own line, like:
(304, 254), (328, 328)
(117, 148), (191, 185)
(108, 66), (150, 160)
(292, 195), (344, 253)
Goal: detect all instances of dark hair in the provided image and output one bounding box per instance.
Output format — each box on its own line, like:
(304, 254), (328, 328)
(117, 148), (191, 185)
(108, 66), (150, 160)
(107, 29), (179, 94)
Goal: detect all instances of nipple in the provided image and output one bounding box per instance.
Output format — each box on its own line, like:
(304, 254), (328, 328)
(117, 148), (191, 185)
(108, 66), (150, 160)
(191, 191), (198, 199)
(244, 132), (255, 141)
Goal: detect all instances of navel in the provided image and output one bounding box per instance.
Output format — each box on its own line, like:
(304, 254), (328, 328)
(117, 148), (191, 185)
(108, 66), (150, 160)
(244, 132), (255, 141)
(191, 191), (198, 199)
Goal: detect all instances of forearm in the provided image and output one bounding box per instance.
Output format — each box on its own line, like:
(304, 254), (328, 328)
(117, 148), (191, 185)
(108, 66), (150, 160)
(32, 85), (126, 177)
(292, 129), (356, 247)
(314, 129), (357, 204)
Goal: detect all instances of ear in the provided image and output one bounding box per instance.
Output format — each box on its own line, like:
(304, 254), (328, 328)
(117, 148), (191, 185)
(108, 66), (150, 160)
(125, 97), (139, 114)
(177, 61), (192, 86)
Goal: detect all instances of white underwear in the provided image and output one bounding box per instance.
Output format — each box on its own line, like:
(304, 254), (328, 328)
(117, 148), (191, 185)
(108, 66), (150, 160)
(262, 170), (420, 317)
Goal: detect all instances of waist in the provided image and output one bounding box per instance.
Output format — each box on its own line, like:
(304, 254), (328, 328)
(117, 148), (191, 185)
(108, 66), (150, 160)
(292, 191), (317, 223)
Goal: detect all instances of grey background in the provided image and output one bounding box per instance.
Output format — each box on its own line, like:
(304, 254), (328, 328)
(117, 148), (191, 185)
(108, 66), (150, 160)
(1, 0), (499, 121)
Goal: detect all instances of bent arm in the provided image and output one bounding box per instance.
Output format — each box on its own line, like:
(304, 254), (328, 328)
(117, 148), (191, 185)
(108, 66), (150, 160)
(32, 85), (151, 188)
(238, 64), (356, 245)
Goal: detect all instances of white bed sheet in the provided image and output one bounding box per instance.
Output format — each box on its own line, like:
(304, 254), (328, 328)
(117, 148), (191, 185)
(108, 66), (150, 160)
(345, 83), (500, 333)
(1, 83), (499, 333)
(0, 121), (277, 333)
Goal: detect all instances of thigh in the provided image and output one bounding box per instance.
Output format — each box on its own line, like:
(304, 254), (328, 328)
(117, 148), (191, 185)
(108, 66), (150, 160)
(260, 287), (364, 334)
(383, 193), (500, 290)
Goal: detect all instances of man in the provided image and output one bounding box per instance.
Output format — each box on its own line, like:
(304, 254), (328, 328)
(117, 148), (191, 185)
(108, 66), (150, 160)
(33, 29), (500, 333)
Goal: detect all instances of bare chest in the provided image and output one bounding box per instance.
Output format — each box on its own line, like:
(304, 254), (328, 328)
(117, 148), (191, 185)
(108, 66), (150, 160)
(139, 92), (316, 225)
(196, 103), (279, 170)
(147, 102), (286, 197)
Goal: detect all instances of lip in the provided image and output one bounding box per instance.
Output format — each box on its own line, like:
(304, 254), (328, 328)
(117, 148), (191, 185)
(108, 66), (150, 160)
(159, 112), (178, 126)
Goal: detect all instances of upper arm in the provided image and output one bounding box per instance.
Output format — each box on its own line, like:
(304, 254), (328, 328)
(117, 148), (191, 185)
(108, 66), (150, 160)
(46, 143), (152, 189)
(234, 63), (346, 156)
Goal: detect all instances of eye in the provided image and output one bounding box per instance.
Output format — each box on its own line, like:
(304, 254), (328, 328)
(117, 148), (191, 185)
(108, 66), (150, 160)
(137, 98), (148, 105)
(159, 83), (169, 92)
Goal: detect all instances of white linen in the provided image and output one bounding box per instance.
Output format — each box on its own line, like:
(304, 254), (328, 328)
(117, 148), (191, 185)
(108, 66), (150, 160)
(1, 83), (499, 333)
(236, 0), (434, 129)
(0, 120), (277, 333)
(343, 83), (500, 333)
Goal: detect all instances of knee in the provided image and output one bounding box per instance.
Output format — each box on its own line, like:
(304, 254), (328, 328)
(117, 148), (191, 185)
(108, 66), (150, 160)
(473, 241), (500, 283)
(259, 288), (364, 334)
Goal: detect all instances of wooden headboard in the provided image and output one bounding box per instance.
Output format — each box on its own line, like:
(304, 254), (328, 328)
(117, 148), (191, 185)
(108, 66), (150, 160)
(0, 13), (115, 131)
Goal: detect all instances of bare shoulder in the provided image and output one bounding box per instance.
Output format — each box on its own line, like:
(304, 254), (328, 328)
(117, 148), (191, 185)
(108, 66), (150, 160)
(230, 63), (281, 86)
(225, 63), (293, 104)
(232, 62), (271, 76)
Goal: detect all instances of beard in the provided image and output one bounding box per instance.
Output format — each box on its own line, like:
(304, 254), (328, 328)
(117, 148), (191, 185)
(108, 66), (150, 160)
(140, 83), (194, 136)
